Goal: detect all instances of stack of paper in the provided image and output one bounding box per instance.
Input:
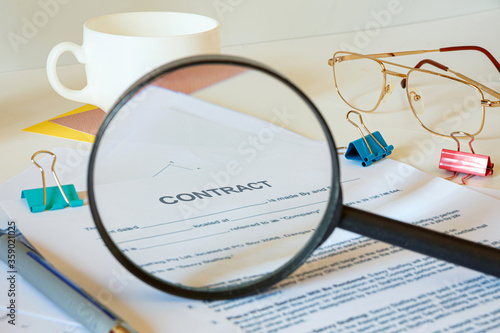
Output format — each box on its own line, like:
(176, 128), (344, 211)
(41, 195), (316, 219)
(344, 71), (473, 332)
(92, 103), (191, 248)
(2, 86), (500, 333)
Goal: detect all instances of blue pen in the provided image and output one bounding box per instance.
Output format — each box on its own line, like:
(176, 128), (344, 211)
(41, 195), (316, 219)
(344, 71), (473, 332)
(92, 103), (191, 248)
(0, 224), (136, 333)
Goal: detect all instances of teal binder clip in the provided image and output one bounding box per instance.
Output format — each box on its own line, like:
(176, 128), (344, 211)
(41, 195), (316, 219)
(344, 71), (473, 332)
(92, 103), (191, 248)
(344, 111), (393, 167)
(21, 150), (83, 213)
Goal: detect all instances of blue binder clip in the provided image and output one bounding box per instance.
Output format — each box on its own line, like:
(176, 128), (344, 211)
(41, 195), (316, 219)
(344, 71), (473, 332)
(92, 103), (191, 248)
(21, 151), (83, 213)
(344, 111), (393, 167)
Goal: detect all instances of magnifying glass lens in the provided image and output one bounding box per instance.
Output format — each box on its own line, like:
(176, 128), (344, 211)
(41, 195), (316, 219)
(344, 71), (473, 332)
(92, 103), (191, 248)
(89, 58), (340, 297)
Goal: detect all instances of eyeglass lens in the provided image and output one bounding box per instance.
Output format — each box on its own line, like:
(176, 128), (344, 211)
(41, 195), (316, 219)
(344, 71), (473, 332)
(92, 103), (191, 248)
(333, 54), (385, 112)
(406, 70), (484, 136)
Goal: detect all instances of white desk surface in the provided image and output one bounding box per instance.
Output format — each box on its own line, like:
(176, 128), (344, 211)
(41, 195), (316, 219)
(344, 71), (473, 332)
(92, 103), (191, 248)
(1, 9), (500, 191)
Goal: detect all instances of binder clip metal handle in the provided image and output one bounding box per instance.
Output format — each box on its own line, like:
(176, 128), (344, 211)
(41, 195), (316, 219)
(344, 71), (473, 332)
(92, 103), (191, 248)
(344, 111), (394, 167)
(21, 150), (83, 213)
(32, 150), (70, 206)
(439, 131), (494, 185)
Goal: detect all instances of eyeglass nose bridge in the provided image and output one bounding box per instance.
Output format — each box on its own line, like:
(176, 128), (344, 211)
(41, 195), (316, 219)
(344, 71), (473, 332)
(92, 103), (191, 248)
(383, 69), (407, 78)
(382, 69), (408, 89)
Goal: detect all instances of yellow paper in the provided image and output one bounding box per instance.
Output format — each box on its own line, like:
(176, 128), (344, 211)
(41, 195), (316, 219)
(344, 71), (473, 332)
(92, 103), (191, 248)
(23, 105), (97, 143)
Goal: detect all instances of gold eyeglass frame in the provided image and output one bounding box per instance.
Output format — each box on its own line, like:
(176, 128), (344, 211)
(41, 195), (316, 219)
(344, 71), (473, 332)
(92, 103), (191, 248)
(328, 47), (500, 138)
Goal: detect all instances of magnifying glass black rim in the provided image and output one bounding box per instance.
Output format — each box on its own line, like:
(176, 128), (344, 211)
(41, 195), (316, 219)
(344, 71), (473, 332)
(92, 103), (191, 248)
(88, 54), (343, 300)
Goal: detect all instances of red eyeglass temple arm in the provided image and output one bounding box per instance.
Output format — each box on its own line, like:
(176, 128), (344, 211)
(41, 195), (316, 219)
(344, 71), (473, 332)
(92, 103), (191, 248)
(357, 46), (500, 73)
(401, 56), (500, 101)
(440, 46), (500, 73)
(413, 59), (448, 71)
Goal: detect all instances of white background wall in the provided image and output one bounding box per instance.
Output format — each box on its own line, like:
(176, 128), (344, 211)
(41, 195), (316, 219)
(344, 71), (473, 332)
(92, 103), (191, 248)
(1, 0), (499, 73)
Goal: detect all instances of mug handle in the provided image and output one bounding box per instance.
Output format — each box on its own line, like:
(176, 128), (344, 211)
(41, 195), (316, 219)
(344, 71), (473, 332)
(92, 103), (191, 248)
(46, 42), (92, 104)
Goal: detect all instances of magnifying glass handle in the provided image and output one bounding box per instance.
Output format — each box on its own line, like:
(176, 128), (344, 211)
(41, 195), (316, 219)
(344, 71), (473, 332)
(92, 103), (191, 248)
(339, 206), (500, 278)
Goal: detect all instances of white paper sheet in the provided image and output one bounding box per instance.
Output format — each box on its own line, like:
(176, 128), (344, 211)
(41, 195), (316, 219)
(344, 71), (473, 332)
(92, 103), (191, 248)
(92, 85), (319, 184)
(199, 158), (500, 333)
(0, 85), (332, 332)
(466, 186), (500, 200)
(2, 85), (500, 332)
(2, 156), (500, 332)
(0, 202), (237, 333)
(0, 310), (85, 333)
(0, 206), (87, 332)
(93, 147), (331, 288)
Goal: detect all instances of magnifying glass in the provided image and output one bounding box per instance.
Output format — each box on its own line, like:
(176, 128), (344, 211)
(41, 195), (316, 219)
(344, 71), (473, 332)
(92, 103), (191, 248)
(88, 55), (500, 300)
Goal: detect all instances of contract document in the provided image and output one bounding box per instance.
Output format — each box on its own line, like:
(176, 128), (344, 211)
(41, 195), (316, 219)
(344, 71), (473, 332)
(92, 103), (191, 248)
(2, 156), (500, 332)
(1, 85), (500, 332)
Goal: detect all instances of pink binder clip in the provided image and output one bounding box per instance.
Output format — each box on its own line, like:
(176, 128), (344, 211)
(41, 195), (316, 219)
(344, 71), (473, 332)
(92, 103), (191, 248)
(439, 131), (494, 184)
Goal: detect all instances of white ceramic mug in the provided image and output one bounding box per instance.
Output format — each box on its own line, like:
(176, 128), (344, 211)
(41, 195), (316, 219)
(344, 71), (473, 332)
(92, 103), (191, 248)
(47, 12), (220, 111)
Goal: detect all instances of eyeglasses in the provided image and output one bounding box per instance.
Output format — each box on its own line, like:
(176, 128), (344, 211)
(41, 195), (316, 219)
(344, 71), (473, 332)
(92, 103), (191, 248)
(328, 46), (500, 137)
